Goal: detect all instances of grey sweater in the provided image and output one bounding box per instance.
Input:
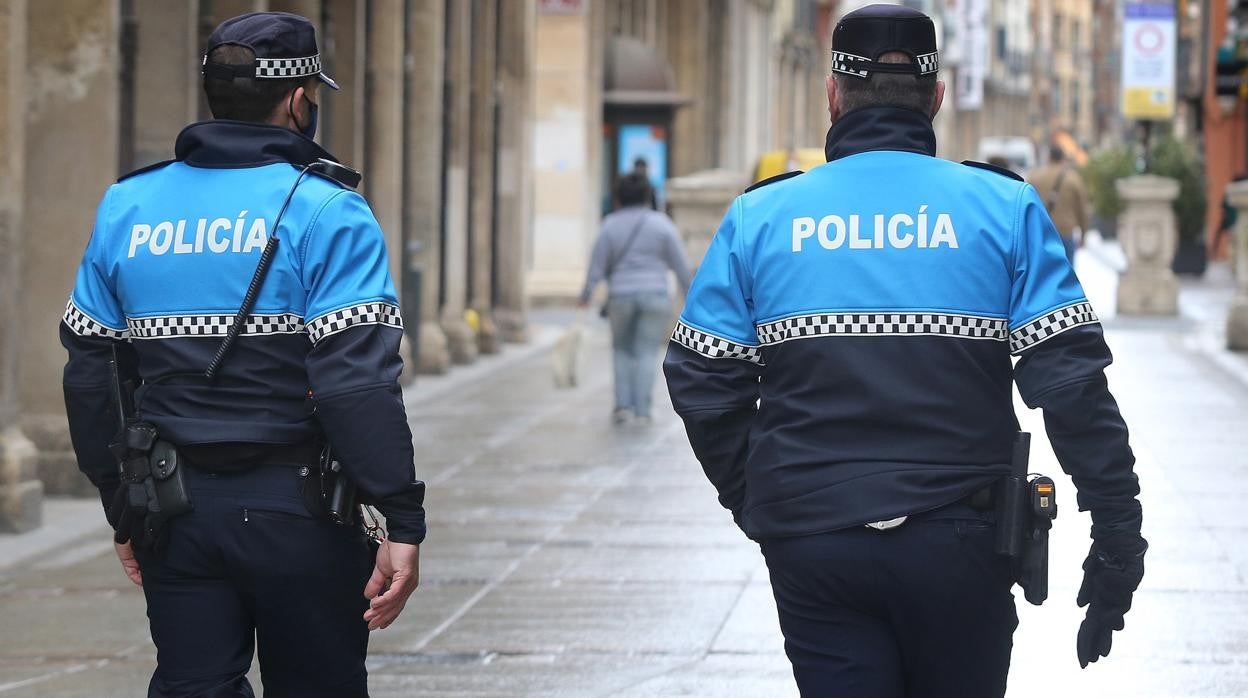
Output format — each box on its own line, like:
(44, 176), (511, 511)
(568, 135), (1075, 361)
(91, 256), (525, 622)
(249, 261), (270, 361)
(579, 206), (692, 302)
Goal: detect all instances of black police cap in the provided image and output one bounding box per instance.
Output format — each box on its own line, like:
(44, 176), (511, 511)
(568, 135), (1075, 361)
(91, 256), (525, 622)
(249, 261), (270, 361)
(202, 12), (339, 90)
(831, 4), (938, 80)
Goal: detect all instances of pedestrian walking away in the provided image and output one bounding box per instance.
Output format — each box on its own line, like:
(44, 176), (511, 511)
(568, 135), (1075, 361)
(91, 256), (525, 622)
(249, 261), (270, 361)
(60, 12), (426, 697)
(580, 173), (692, 425)
(1028, 145), (1092, 266)
(664, 4), (1146, 698)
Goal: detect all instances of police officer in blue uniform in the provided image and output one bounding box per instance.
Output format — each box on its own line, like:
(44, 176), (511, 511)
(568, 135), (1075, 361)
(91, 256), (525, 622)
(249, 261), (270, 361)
(61, 13), (425, 697)
(664, 5), (1147, 697)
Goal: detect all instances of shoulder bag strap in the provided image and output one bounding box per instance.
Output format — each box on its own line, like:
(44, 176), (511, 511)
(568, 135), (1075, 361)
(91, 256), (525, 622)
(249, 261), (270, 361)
(604, 212), (648, 281)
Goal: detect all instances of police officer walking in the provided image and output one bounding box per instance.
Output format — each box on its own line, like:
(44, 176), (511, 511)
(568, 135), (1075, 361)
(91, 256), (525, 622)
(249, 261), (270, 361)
(664, 5), (1146, 697)
(61, 13), (425, 697)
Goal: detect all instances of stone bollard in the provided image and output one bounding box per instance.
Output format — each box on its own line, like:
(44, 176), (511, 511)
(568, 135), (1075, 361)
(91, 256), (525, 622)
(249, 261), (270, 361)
(666, 169), (750, 270)
(1224, 180), (1248, 350)
(1116, 175), (1181, 315)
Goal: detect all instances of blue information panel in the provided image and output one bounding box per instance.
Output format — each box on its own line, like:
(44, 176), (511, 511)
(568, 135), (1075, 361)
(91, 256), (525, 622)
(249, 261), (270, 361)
(618, 124), (668, 209)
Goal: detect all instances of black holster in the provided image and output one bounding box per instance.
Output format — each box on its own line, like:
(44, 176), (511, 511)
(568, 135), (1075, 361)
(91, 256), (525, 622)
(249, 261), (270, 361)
(114, 422), (193, 532)
(993, 434), (1058, 606)
(318, 443), (359, 526)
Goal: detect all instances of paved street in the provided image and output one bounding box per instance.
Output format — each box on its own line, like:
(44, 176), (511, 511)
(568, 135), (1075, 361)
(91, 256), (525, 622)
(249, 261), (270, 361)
(2, 247), (1247, 697)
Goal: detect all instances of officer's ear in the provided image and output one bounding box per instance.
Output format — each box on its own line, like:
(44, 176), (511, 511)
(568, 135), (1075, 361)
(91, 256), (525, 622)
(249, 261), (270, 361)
(931, 80), (946, 119)
(826, 74), (841, 123)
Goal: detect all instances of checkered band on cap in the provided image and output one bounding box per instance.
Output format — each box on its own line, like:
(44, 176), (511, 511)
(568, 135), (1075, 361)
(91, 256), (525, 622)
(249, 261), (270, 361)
(671, 322), (763, 365)
(831, 51), (871, 78)
(255, 54), (322, 79)
(127, 313), (305, 340)
(915, 51), (939, 75)
(1009, 302), (1099, 354)
(306, 302), (403, 344)
(830, 50), (938, 78)
(63, 299), (129, 340)
(756, 312), (1007, 346)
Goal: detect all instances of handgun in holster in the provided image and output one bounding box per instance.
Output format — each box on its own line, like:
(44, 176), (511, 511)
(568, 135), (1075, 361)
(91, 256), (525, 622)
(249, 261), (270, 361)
(993, 432), (1059, 605)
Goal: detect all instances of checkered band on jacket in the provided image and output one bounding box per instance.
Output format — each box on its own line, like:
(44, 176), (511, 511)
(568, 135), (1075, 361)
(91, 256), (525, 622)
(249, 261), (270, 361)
(127, 313), (306, 339)
(671, 322), (763, 365)
(63, 300), (129, 340)
(756, 312), (1006, 346)
(306, 302), (403, 344)
(1009, 302), (1099, 354)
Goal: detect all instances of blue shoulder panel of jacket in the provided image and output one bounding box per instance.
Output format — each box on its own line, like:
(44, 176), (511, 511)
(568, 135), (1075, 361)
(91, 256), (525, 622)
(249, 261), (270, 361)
(671, 149), (1095, 362)
(65, 160), (400, 346)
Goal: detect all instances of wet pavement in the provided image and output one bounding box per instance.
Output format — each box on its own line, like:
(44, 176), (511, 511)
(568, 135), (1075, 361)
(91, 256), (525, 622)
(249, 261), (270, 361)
(2, 247), (1247, 696)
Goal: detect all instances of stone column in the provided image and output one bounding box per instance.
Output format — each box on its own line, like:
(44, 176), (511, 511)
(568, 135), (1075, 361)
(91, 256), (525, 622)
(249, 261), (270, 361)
(493, 0), (536, 343)
(20, 0), (121, 496)
(0, 0), (41, 532)
(364, 0), (417, 380)
(404, 0), (451, 373)
(322, 0), (367, 169)
(1224, 180), (1248, 350)
(1116, 175), (1180, 315)
(529, 3), (597, 300)
(441, 0), (478, 364)
(468, 0), (500, 355)
(133, 0), (201, 168)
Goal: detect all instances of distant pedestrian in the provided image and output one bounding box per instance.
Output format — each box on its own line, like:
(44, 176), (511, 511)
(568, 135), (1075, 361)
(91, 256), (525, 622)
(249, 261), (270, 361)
(1029, 145), (1091, 265)
(579, 173), (691, 424)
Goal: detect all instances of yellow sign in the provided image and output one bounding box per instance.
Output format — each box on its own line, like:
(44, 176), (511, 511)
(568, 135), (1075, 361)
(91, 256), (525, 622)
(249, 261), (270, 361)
(1122, 86), (1175, 120)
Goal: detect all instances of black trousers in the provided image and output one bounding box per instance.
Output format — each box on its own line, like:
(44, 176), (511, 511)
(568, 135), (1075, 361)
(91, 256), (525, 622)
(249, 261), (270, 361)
(760, 502), (1018, 698)
(135, 464), (376, 698)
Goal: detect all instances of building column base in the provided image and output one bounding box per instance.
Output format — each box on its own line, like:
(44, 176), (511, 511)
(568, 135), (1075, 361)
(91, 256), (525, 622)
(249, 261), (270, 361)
(494, 308), (529, 344)
(23, 414), (91, 497)
(441, 312), (479, 365)
(474, 308), (502, 355)
(1227, 296), (1248, 351)
(1116, 270), (1179, 316)
(417, 320), (452, 375)
(0, 425), (42, 533)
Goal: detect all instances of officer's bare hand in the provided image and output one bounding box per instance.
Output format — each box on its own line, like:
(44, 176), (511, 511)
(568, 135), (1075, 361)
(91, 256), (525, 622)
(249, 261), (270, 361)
(114, 541), (143, 587)
(363, 540), (420, 630)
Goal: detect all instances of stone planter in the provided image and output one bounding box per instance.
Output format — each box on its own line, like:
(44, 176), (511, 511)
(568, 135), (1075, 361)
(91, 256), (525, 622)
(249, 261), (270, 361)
(1224, 180), (1248, 350)
(666, 169), (750, 270)
(1116, 175), (1180, 315)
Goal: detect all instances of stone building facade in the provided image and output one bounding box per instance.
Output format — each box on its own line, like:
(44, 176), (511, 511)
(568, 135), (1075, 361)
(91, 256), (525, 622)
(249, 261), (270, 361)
(0, 0), (538, 529)
(528, 0), (833, 299)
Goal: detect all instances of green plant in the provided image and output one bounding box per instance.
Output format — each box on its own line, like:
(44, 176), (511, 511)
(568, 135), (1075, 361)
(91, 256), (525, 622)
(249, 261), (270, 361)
(1081, 145), (1135, 223)
(1080, 137), (1208, 244)
(1149, 135), (1207, 244)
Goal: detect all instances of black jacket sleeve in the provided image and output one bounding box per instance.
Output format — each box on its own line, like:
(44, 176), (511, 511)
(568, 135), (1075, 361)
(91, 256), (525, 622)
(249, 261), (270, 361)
(306, 323), (426, 544)
(61, 323), (135, 515)
(663, 342), (761, 527)
(1014, 324), (1141, 539)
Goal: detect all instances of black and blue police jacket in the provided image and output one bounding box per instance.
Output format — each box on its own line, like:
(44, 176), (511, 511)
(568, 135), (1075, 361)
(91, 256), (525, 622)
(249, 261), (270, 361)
(664, 107), (1141, 542)
(60, 120), (426, 543)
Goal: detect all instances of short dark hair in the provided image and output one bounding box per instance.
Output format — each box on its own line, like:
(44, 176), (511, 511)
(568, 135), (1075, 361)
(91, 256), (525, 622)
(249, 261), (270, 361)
(203, 44), (313, 122)
(615, 172), (652, 207)
(1049, 146), (1067, 163)
(834, 51), (937, 116)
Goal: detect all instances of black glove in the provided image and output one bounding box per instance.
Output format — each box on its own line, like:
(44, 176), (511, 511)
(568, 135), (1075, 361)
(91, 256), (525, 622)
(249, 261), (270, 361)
(1076, 534), (1147, 668)
(107, 482), (170, 555)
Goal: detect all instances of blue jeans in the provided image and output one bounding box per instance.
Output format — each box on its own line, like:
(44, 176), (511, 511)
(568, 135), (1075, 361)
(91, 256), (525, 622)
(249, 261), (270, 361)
(606, 293), (672, 417)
